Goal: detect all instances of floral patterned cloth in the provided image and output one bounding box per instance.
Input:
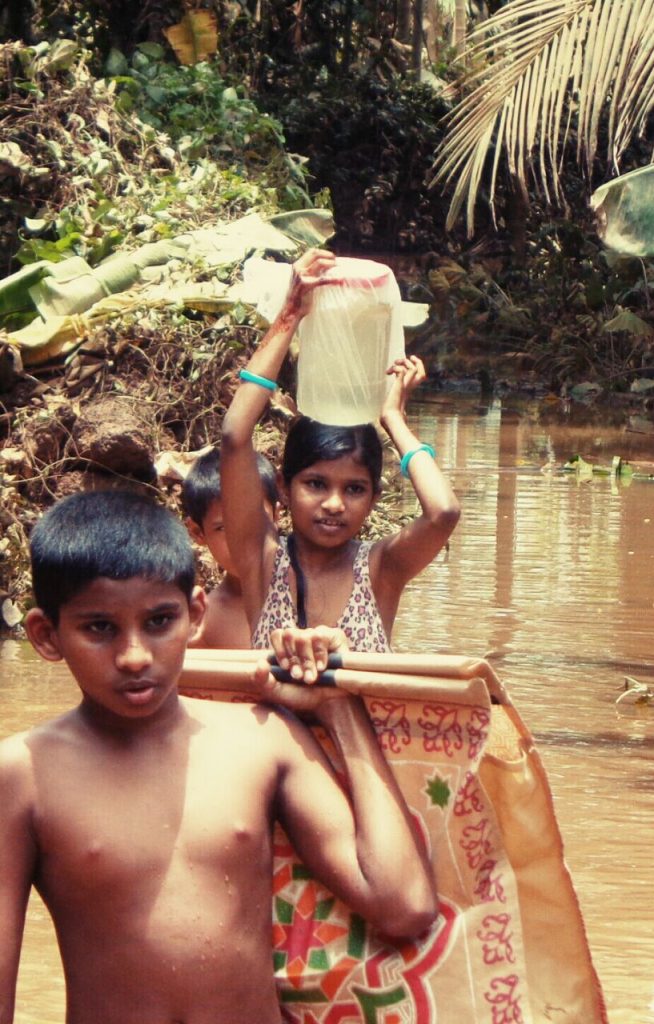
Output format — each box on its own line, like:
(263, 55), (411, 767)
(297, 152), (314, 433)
(181, 658), (608, 1024)
(251, 537), (390, 652)
(271, 674), (608, 1024)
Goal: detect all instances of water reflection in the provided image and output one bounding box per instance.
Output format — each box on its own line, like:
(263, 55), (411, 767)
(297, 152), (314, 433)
(0, 644), (71, 1024)
(1, 396), (653, 1023)
(394, 396), (654, 1024)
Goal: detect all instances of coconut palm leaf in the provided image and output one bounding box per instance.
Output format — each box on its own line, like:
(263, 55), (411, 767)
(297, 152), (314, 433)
(431, 0), (654, 235)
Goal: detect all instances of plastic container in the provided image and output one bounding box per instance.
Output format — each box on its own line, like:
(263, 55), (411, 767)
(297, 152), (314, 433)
(296, 257), (405, 426)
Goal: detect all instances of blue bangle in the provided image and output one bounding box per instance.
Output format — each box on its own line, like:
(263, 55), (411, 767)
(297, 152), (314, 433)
(400, 444), (436, 478)
(238, 369), (277, 391)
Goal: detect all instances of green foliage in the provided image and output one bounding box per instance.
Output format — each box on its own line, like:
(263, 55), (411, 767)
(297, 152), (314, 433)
(1, 39), (321, 280)
(413, 212), (654, 392)
(111, 46), (313, 211)
(267, 74), (450, 251)
(3, 8), (654, 397)
(563, 454), (640, 483)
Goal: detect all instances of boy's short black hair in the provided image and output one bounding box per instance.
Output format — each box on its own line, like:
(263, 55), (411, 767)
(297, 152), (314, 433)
(181, 447), (279, 527)
(30, 490), (196, 625)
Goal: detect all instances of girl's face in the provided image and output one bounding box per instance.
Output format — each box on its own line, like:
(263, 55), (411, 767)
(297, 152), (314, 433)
(284, 454), (377, 547)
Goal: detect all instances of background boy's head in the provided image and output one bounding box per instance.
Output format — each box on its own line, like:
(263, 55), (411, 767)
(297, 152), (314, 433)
(182, 447), (279, 574)
(29, 489), (197, 626)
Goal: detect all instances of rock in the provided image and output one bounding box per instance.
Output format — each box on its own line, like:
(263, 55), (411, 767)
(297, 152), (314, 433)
(70, 397), (157, 479)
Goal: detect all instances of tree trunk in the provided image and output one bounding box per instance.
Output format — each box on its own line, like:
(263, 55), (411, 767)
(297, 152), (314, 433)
(453, 0), (466, 52)
(397, 0), (411, 43)
(412, 0), (423, 79)
(505, 178), (528, 261)
(343, 0), (354, 71)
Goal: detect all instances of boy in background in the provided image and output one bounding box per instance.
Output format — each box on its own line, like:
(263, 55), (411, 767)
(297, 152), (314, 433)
(182, 446), (279, 647)
(0, 490), (437, 1024)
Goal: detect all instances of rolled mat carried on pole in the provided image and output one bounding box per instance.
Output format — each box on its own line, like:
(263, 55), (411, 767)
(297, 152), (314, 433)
(180, 649), (608, 1024)
(182, 647), (509, 700)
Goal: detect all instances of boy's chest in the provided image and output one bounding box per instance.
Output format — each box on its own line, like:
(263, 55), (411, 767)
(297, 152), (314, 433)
(32, 741), (275, 895)
(201, 587), (252, 647)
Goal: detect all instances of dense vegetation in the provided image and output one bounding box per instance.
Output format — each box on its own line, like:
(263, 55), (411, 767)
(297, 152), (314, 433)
(2, 0), (654, 626)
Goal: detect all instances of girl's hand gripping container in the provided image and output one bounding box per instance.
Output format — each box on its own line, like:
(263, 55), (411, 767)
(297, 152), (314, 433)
(296, 257), (405, 426)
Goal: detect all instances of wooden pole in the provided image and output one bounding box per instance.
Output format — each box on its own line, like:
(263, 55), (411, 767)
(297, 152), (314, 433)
(180, 650), (505, 704)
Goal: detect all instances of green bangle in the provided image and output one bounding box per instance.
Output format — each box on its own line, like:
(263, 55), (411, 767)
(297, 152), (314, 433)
(239, 369), (277, 391)
(400, 444), (436, 478)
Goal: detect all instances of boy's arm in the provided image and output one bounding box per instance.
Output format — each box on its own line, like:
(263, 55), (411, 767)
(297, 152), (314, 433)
(220, 248), (335, 623)
(0, 739), (37, 1024)
(373, 356), (460, 601)
(255, 629), (439, 938)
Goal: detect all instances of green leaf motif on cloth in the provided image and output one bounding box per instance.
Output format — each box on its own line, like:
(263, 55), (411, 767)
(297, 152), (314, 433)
(425, 774), (450, 808)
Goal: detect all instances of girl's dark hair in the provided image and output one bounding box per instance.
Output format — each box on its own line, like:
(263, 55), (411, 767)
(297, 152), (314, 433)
(30, 490), (196, 625)
(282, 416), (383, 491)
(181, 447), (278, 527)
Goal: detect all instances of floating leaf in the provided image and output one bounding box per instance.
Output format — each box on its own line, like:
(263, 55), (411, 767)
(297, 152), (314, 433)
(164, 11), (219, 66)
(564, 454), (595, 481)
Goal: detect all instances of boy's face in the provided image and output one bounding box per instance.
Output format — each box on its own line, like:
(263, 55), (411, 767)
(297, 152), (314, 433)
(188, 497), (277, 578)
(25, 576), (205, 722)
(187, 498), (235, 575)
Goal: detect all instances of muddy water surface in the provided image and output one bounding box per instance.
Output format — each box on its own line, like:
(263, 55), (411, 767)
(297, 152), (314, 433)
(1, 395), (652, 1023)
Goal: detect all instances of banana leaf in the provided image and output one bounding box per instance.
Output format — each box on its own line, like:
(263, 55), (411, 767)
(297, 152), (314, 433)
(0, 263), (52, 319)
(591, 165), (654, 257)
(268, 209), (335, 248)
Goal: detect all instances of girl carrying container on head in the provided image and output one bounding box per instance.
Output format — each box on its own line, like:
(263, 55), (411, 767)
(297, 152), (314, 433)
(220, 248), (460, 662)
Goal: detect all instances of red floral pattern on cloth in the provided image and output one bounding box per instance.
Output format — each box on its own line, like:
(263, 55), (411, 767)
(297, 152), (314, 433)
(185, 680), (606, 1021)
(272, 698), (530, 1024)
(251, 538), (390, 652)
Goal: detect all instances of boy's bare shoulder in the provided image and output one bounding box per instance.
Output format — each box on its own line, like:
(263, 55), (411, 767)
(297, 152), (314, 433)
(181, 693), (281, 726)
(181, 694), (309, 746)
(189, 584), (252, 649)
(0, 710), (81, 774)
(0, 729), (32, 773)
(0, 724), (49, 800)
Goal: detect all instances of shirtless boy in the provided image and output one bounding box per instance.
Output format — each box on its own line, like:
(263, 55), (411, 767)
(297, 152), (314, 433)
(0, 490), (438, 1024)
(182, 447), (279, 648)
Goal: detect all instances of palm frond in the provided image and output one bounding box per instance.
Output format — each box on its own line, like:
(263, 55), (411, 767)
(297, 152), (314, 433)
(431, 0), (654, 235)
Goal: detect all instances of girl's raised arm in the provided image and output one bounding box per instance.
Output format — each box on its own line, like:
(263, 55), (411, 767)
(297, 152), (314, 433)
(221, 249), (335, 625)
(372, 356), (460, 609)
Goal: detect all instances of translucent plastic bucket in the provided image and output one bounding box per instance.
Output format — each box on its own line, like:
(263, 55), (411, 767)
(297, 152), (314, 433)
(296, 257), (405, 426)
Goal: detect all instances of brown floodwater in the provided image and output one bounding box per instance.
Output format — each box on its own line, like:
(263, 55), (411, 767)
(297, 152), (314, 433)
(1, 394), (652, 1023)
